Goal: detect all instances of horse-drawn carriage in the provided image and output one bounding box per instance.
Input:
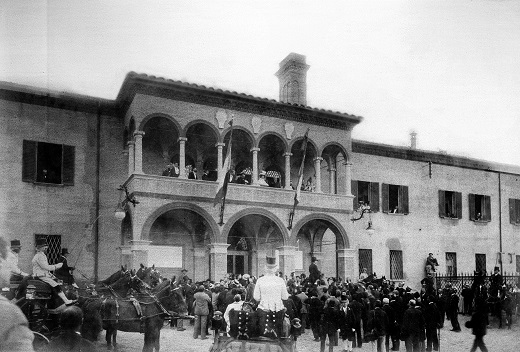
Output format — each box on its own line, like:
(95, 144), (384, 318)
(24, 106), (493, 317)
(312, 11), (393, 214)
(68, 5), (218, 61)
(2, 265), (189, 352)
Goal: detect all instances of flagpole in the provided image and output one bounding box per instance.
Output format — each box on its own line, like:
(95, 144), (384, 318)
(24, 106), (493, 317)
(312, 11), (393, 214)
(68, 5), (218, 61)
(218, 170), (229, 226)
(216, 119), (234, 226)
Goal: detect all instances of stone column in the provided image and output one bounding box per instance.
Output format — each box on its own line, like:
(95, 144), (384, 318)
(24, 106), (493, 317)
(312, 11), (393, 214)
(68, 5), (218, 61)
(337, 248), (356, 282)
(178, 137), (187, 179)
(251, 147), (260, 185)
(313, 157), (323, 193)
(345, 162), (353, 196)
(128, 240), (152, 270)
(277, 246), (297, 278)
(193, 247), (208, 282)
(208, 243), (229, 282)
(127, 141), (135, 177)
(216, 142), (225, 180)
(329, 167), (336, 194)
(284, 152), (292, 190)
(133, 131), (145, 174)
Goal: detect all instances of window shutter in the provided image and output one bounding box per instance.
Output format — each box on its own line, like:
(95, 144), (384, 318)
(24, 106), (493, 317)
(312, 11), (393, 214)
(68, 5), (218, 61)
(484, 195), (491, 221)
(469, 193), (476, 220)
(400, 185), (409, 214)
(456, 192), (463, 219)
(438, 190), (446, 218)
(62, 145), (75, 186)
(22, 140), (37, 182)
(510, 198), (517, 224)
(370, 182), (379, 213)
(382, 183), (389, 213)
(351, 180), (358, 210)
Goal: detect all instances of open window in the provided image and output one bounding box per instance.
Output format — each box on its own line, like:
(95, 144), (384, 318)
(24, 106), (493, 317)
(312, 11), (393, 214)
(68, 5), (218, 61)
(22, 140), (75, 185)
(439, 190), (462, 219)
(382, 183), (409, 214)
(469, 194), (491, 222)
(351, 180), (379, 211)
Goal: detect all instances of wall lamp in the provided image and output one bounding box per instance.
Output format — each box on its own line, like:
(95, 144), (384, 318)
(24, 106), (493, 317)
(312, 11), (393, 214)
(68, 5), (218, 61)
(114, 185), (139, 220)
(351, 202), (375, 235)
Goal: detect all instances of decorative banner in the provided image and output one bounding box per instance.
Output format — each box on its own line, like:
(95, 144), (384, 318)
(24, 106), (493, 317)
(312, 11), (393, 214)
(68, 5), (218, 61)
(147, 246), (183, 268)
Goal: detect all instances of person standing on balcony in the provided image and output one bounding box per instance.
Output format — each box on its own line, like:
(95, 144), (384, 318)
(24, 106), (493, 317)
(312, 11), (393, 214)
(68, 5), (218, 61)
(308, 256), (321, 285)
(162, 162), (179, 177)
(258, 171), (269, 186)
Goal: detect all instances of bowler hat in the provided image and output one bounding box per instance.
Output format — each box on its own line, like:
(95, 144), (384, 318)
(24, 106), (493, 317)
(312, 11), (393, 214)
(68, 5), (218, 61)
(35, 238), (48, 248)
(311, 256), (318, 262)
(61, 248), (70, 255)
(181, 269), (188, 273)
(10, 239), (21, 249)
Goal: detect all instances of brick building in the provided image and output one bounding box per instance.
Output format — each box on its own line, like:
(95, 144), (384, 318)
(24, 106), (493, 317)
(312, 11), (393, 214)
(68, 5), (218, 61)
(1, 53), (519, 288)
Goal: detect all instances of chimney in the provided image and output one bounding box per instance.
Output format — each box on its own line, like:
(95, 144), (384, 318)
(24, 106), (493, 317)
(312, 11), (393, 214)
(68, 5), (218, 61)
(275, 53), (310, 105)
(410, 131), (417, 149)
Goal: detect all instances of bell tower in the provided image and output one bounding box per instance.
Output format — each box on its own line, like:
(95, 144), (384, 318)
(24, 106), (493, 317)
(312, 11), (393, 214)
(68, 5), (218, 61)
(275, 53), (310, 105)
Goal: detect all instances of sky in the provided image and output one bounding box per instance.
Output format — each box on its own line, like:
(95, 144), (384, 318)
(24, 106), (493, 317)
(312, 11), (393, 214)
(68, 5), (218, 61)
(1, 0), (519, 166)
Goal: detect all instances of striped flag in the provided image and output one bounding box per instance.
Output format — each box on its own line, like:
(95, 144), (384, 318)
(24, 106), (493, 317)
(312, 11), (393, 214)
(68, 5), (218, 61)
(294, 128), (309, 205)
(214, 120), (234, 207)
(288, 128), (309, 229)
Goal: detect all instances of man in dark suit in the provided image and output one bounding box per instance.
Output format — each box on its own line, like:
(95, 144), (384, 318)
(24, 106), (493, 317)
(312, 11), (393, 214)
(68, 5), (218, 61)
(401, 299), (425, 352)
(308, 256), (321, 284)
(54, 248), (77, 287)
(448, 288), (461, 332)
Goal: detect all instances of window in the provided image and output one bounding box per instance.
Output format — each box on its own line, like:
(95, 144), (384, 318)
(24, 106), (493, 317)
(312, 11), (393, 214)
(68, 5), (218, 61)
(358, 249), (373, 277)
(390, 250), (403, 280)
(351, 181), (379, 212)
(382, 184), (409, 214)
(516, 255), (520, 274)
(475, 253), (486, 274)
(439, 190), (462, 219)
(446, 252), (457, 276)
(510, 199), (520, 225)
(22, 140), (75, 185)
(469, 194), (491, 221)
(34, 234), (61, 265)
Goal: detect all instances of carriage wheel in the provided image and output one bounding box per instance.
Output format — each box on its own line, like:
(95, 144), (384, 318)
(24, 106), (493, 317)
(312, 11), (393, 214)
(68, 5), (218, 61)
(32, 332), (49, 351)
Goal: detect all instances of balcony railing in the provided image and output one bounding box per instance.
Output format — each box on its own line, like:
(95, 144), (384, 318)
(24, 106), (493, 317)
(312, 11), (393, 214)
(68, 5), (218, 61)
(124, 174), (353, 212)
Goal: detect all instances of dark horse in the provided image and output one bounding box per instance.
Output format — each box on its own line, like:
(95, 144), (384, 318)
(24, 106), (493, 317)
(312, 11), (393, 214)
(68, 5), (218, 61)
(136, 264), (162, 289)
(84, 278), (188, 352)
(487, 285), (514, 329)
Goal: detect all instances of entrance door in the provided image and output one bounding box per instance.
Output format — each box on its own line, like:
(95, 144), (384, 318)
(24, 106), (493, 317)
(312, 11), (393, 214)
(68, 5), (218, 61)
(227, 250), (248, 276)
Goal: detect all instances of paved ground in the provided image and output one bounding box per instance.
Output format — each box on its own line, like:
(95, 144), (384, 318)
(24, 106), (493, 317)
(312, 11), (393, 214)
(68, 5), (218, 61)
(92, 314), (520, 351)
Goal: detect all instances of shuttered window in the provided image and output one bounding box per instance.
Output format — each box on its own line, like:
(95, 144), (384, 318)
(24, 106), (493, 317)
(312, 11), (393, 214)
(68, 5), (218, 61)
(382, 183), (409, 214)
(469, 193), (491, 222)
(22, 140), (75, 186)
(351, 180), (379, 212)
(438, 190), (462, 219)
(510, 199), (520, 225)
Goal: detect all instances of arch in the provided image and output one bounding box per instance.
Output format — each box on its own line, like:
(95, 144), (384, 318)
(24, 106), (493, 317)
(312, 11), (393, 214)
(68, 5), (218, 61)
(319, 142), (349, 164)
(138, 113), (183, 135)
(220, 125), (255, 145)
(183, 119), (220, 142)
(289, 213), (349, 249)
(220, 208), (289, 244)
(288, 136), (319, 156)
(256, 131), (289, 151)
(140, 202), (220, 242)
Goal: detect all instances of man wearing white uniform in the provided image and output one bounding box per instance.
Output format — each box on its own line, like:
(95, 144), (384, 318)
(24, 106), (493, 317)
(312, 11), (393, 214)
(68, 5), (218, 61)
(32, 238), (75, 306)
(253, 256), (288, 339)
(7, 240), (29, 280)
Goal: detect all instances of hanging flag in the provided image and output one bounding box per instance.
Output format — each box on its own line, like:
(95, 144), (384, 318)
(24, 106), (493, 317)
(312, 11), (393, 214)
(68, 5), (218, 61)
(214, 119), (234, 209)
(288, 128), (309, 229)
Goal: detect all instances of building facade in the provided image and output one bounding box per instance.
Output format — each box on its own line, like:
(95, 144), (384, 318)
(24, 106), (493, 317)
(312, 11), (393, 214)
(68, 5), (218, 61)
(1, 53), (519, 289)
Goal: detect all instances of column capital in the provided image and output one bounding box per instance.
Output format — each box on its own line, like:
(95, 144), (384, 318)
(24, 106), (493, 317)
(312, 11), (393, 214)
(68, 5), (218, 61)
(313, 157), (324, 162)
(276, 246), (298, 255)
(127, 141), (135, 147)
(328, 168), (336, 172)
(216, 142), (225, 147)
(133, 130), (145, 137)
(178, 137), (188, 143)
(336, 248), (356, 258)
(208, 242), (230, 254)
(283, 152), (293, 157)
(345, 162), (353, 166)
(250, 147), (260, 153)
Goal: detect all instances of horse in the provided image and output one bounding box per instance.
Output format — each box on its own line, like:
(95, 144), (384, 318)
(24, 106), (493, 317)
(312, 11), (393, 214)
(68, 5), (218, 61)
(486, 285), (514, 329)
(98, 265), (129, 287)
(136, 264), (162, 289)
(83, 278), (188, 352)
